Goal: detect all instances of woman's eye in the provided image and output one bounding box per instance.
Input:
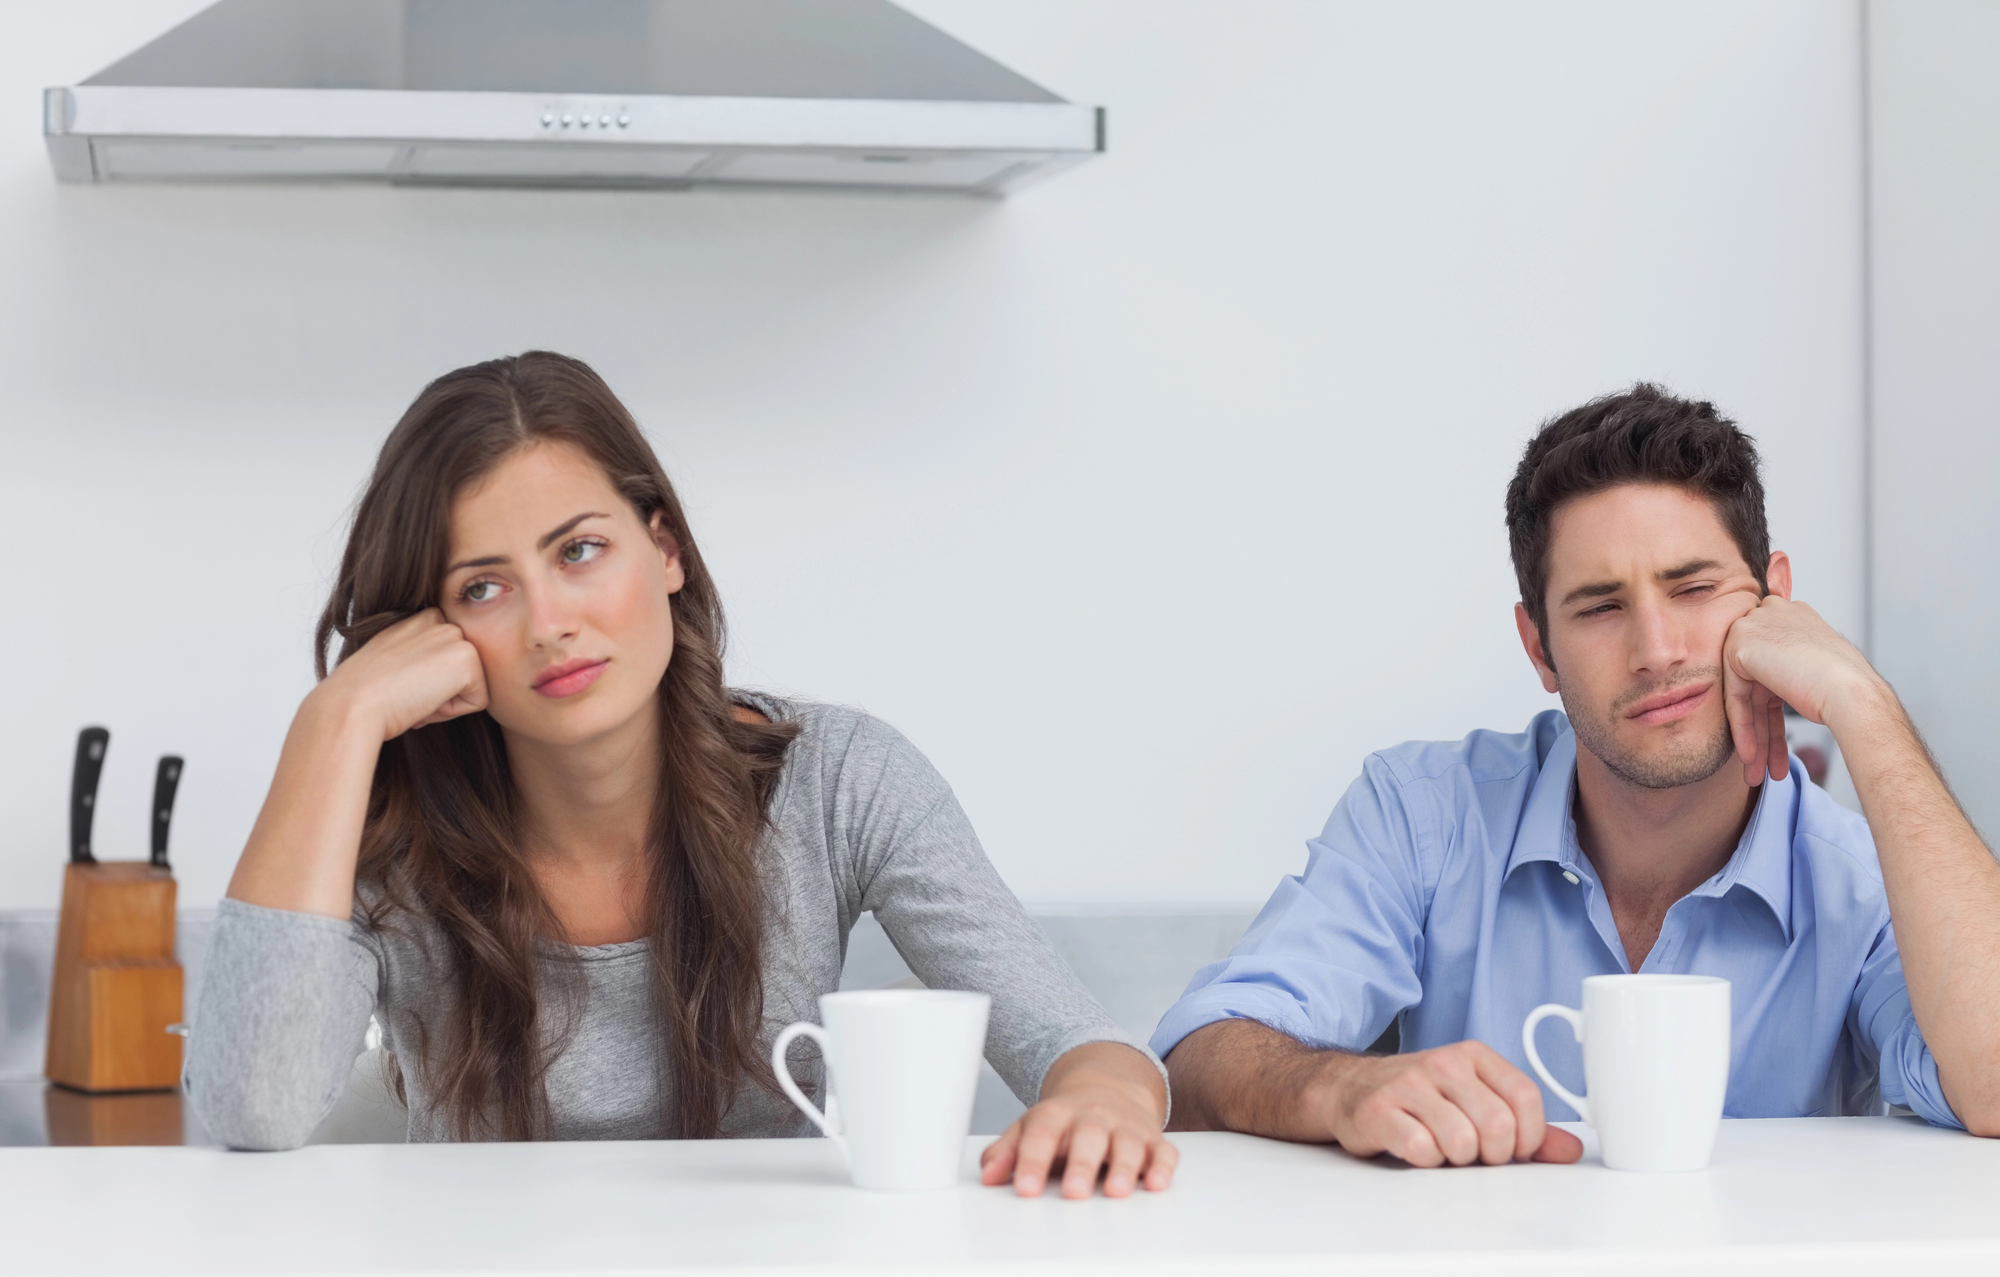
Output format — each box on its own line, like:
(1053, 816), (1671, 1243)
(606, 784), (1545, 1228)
(462, 580), (500, 603)
(560, 538), (605, 566)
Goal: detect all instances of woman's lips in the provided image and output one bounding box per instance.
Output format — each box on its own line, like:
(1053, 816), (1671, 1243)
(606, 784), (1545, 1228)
(1627, 683), (1712, 726)
(532, 658), (609, 699)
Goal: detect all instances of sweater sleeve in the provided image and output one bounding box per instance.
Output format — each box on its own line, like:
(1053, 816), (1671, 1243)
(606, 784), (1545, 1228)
(184, 897), (382, 1150)
(823, 711), (1167, 1110)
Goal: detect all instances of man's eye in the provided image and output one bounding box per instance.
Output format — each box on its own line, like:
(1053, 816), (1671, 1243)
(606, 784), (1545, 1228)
(560, 538), (605, 565)
(462, 580), (500, 603)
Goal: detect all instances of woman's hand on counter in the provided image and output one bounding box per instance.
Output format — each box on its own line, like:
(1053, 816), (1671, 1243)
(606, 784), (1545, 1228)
(979, 1042), (1177, 1199)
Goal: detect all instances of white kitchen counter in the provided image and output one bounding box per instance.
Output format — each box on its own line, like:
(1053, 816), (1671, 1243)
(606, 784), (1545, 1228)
(1, 1117), (1995, 1276)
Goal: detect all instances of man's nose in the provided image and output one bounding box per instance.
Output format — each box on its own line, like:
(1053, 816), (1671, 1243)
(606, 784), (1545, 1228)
(1630, 598), (1687, 675)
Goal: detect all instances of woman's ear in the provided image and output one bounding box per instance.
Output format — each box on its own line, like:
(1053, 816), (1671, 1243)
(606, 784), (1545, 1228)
(649, 511), (686, 595)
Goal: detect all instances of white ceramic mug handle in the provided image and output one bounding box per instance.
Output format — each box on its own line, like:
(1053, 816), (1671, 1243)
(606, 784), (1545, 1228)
(1521, 1003), (1591, 1126)
(772, 1021), (840, 1138)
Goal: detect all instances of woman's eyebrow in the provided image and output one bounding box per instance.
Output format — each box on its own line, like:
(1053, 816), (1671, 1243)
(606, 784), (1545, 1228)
(445, 512), (611, 574)
(537, 511), (609, 550)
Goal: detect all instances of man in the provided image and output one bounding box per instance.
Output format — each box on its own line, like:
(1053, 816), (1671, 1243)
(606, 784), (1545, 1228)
(1154, 386), (2000, 1167)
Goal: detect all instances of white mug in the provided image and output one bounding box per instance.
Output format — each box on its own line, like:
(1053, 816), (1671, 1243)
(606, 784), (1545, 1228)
(1522, 974), (1731, 1172)
(772, 989), (990, 1191)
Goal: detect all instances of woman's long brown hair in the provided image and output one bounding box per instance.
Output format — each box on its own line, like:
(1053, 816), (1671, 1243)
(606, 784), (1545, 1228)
(314, 351), (797, 1140)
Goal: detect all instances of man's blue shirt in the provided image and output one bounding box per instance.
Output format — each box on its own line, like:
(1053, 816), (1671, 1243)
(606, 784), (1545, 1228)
(1152, 710), (1961, 1128)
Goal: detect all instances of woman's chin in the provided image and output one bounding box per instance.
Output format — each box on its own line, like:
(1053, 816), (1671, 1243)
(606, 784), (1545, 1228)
(492, 692), (654, 751)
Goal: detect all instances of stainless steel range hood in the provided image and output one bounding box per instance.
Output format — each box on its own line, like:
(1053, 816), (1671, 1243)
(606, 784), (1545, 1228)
(44, 0), (1102, 194)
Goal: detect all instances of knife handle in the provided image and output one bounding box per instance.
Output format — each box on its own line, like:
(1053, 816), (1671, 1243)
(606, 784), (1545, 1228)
(151, 755), (183, 869)
(69, 727), (109, 864)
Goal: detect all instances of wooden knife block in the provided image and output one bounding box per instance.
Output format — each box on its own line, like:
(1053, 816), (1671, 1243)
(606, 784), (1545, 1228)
(43, 1086), (186, 1146)
(45, 863), (183, 1093)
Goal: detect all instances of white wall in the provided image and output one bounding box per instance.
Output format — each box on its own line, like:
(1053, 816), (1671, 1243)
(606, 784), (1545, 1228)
(0, 1), (1868, 913)
(1867, 0), (2000, 842)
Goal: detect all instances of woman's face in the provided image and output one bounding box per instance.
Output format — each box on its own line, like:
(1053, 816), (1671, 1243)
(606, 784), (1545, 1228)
(439, 440), (683, 748)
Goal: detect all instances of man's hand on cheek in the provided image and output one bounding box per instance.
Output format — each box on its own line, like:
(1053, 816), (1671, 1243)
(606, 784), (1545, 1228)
(1722, 596), (1887, 785)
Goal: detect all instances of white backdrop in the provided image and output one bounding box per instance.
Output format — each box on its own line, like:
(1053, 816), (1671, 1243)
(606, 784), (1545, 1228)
(1867, 0), (2000, 843)
(0, 1), (1868, 912)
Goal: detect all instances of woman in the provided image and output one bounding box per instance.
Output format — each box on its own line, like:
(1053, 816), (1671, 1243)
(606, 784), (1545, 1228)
(189, 352), (1175, 1199)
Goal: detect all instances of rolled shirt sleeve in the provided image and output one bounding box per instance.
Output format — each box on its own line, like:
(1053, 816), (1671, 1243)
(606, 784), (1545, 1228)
(1852, 918), (1965, 1130)
(1151, 752), (1430, 1060)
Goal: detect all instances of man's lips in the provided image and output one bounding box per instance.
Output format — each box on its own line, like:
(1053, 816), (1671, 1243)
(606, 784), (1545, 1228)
(532, 658), (609, 698)
(1624, 682), (1713, 726)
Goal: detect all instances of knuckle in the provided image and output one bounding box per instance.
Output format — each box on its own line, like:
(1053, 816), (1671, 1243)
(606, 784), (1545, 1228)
(1434, 1055), (1474, 1084)
(1356, 1091), (1399, 1122)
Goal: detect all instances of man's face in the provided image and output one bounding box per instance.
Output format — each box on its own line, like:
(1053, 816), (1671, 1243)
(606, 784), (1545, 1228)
(1515, 484), (1770, 790)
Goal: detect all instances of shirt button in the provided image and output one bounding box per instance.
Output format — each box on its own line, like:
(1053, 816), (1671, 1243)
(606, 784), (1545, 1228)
(1562, 870), (1581, 885)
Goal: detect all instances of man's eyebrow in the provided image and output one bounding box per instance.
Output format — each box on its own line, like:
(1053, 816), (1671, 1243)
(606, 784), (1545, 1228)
(1559, 580), (1623, 607)
(444, 512), (610, 575)
(1657, 558), (1724, 582)
(1558, 559), (1730, 608)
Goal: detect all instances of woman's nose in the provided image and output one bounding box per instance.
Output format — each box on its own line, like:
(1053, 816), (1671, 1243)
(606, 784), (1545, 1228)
(522, 580), (580, 647)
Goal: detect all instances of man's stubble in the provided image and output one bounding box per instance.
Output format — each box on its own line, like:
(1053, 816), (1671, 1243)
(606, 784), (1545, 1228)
(1558, 665), (1738, 791)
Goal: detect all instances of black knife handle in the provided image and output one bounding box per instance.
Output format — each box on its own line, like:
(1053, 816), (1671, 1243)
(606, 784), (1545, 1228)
(151, 755), (183, 869)
(70, 727), (109, 865)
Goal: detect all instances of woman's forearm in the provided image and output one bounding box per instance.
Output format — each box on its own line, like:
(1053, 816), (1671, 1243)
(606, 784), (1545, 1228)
(1042, 1041), (1168, 1125)
(227, 686), (384, 919)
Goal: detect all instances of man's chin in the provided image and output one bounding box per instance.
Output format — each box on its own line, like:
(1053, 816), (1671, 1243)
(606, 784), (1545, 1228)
(1598, 729), (1738, 790)
(1562, 693), (1737, 791)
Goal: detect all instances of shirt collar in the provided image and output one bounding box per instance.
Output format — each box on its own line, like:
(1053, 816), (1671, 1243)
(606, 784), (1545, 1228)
(1507, 725), (1586, 879)
(1696, 766), (1797, 942)
(1505, 718), (1797, 941)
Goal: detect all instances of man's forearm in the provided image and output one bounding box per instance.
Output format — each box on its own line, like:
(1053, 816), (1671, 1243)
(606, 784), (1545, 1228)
(1831, 684), (2000, 1133)
(1163, 1019), (1345, 1140)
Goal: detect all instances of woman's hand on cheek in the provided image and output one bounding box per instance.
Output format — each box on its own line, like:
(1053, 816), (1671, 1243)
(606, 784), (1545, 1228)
(318, 608), (490, 741)
(978, 1042), (1177, 1199)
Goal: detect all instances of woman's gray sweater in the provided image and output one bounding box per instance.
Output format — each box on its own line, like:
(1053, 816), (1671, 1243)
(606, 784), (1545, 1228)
(185, 694), (1156, 1147)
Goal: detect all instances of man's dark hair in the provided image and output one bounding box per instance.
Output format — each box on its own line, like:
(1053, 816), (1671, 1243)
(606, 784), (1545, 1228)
(1504, 383), (1770, 649)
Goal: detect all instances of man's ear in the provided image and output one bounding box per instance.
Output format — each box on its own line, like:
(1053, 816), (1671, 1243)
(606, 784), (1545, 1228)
(649, 511), (686, 596)
(1765, 550), (1792, 601)
(1515, 602), (1560, 694)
